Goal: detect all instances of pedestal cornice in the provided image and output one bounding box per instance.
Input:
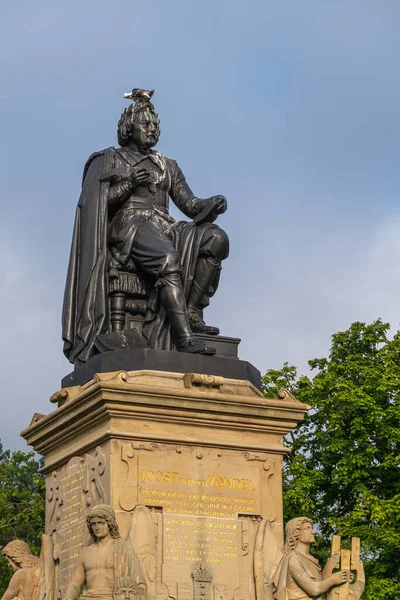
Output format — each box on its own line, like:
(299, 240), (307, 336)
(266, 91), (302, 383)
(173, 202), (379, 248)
(22, 370), (309, 472)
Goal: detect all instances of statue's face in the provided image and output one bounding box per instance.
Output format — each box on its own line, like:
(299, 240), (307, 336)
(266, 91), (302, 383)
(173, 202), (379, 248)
(131, 109), (160, 149)
(298, 521), (315, 545)
(90, 517), (110, 541)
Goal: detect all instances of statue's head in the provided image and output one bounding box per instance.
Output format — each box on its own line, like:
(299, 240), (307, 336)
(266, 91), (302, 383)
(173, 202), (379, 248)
(118, 89), (160, 150)
(86, 504), (120, 541)
(284, 517), (315, 551)
(2, 540), (39, 571)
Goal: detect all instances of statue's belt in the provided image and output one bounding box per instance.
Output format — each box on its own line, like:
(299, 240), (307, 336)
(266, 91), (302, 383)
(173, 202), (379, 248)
(123, 197), (155, 209)
(118, 199), (172, 220)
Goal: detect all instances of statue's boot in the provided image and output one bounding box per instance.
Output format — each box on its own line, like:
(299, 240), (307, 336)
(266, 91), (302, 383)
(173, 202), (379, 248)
(187, 257), (221, 336)
(159, 273), (216, 355)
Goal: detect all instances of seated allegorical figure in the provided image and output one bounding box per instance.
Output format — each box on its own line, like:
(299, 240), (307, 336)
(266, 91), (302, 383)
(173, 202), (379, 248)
(62, 88), (230, 365)
(64, 504), (146, 600)
(1, 540), (41, 600)
(273, 517), (352, 600)
(1, 536), (55, 600)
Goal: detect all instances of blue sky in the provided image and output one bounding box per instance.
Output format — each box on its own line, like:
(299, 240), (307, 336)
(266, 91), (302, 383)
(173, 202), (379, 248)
(1, 1), (400, 449)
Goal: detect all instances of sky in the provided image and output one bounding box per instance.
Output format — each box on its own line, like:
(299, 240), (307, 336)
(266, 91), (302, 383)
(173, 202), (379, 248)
(1, 0), (400, 450)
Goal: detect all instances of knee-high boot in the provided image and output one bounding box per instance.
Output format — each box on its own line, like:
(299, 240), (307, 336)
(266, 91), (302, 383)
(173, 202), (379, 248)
(158, 273), (215, 354)
(187, 257), (221, 335)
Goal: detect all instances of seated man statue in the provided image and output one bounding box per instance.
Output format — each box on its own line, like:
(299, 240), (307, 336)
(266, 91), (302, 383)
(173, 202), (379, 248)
(1, 540), (41, 600)
(64, 504), (146, 600)
(273, 517), (351, 600)
(62, 88), (229, 365)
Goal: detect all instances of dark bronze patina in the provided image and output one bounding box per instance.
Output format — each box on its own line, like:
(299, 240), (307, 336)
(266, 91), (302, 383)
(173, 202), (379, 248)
(62, 89), (229, 365)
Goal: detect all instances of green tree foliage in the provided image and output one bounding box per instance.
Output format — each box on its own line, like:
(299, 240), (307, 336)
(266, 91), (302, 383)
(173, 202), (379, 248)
(0, 441), (45, 596)
(262, 320), (400, 600)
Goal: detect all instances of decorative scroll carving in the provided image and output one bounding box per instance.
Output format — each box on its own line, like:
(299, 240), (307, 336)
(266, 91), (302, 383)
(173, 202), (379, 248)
(84, 446), (106, 506)
(243, 452), (268, 462)
(120, 443), (137, 512)
(49, 386), (82, 407)
(93, 371), (129, 384)
(240, 521), (250, 556)
(183, 373), (224, 390)
(120, 442), (159, 511)
(47, 471), (63, 533)
(261, 460), (277, 523)
(133, 442), (160, 451)
(29, 413), (46, 425)
(276, 388), (301, 403)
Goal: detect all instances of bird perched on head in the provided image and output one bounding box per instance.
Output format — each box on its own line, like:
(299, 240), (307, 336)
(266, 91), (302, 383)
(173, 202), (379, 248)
(124, 88), (154, 101)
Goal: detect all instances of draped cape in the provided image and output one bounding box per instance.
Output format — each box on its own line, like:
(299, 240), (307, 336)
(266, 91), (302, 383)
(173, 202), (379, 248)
(62, 148), (114, 365)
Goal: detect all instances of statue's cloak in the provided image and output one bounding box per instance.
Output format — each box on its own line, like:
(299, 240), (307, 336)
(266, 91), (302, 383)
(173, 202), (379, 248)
(273, 550), (323, 600)
(62, 148), (115, 365)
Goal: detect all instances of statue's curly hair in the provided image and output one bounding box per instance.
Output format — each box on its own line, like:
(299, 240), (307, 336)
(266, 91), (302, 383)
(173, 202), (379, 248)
(284, 517), (313, 552)
(86, 504), (120, 541)
(117, 99), (160, 146)
(2, 540), (39, 569)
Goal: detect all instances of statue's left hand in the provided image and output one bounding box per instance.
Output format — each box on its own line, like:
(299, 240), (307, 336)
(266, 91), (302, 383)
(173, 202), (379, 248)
(211, 195), (227, 214)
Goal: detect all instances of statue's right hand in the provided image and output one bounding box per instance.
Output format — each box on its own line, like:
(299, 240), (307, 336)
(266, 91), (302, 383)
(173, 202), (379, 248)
(331, 570), (349, 586)
(129, 168), (151, 187)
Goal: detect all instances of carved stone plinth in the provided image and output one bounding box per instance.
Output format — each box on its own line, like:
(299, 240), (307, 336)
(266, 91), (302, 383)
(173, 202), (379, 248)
(21, 369), (309, 600)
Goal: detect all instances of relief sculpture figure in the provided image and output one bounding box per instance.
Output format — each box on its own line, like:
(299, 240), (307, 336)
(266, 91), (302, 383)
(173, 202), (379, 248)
(1, 536), (55, 600)
(64, 504), (146, 600)
(62, 88), (229, 364)
(254, 517), (365, 600)
(272, 518), (364, 600)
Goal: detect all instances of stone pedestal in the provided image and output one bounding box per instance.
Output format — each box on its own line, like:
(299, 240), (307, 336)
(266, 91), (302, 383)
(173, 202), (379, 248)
(22, 368), (308, 600)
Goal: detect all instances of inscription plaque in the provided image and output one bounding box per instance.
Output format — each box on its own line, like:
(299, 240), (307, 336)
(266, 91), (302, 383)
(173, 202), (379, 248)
(137, 452), (261, 595)
(54, 458), (87, 596)
(139, 461), (260, 519)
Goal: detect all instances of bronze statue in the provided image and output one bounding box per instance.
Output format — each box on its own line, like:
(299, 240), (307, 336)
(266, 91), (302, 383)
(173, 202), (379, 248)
(62, 89), (229, 365)
(64, 504), (146, 600)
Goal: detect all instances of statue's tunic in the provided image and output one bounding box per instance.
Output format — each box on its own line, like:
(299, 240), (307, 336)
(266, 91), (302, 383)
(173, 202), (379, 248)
(62, 146), (227, 365)
(106, 146), (207, 274)
(273, 551), (324, 600)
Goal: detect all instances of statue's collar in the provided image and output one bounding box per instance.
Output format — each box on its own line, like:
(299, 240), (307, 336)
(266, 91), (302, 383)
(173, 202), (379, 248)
(116, 146), (149, 167)
(116, 147), (166, 173)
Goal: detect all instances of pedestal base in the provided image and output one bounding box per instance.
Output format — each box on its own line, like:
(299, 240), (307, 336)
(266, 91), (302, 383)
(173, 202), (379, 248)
(62, 347), (259, 389)
(22, 369), (309, 600)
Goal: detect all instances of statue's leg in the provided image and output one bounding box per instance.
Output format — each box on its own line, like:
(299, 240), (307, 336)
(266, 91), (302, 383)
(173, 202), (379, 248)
(132, 222), (216, 355)
(187, 224), (229, 335)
